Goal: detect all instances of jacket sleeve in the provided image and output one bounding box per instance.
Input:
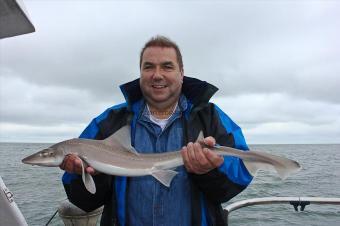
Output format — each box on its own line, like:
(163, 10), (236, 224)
(190, 104), (253, 204)
(62, 117), (112, 212)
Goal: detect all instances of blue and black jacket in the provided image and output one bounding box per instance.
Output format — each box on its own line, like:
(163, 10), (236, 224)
(63, 76), (253, 226)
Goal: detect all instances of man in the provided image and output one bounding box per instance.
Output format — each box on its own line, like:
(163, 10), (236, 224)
(61, 36), (252, 226)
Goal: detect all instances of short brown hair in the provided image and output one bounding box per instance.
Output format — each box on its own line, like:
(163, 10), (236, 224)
(140, 35), (183, 72)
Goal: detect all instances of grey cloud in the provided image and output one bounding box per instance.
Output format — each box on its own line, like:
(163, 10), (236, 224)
(0, 76), (117, 126)
(213, 94), (340, 126)
(0, 122), (84, 143)
(1, 0), (340, 143)
(1, 1), (339, 103)
(245, 121), (340, 144)
(213, 94), (340, 144)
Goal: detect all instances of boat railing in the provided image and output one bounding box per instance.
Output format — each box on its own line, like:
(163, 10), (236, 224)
(53, 196), (340, 226)
(222, 196), (340, 226)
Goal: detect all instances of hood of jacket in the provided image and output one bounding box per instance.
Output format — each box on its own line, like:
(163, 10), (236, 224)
(119, 76), (218, 109)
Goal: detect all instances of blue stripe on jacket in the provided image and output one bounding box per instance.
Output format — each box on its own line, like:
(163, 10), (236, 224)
(214, 105), (253, 186)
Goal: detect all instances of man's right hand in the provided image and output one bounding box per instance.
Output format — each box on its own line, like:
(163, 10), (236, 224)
(59, 154), (97, 175)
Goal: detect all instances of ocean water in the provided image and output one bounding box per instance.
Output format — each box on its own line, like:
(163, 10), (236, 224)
(0, 143), (339, 226)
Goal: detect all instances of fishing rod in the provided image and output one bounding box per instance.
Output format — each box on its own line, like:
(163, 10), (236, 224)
(45, 209), (58, 226)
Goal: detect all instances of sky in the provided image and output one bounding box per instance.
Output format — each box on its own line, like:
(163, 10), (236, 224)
(0, 0), (339, 144)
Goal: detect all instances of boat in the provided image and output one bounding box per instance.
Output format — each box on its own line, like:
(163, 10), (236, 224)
(1, 1), (339, 225)
(0, 176), (28, 226)
(0, 0), (35, 39)
(223, 196), (340, 225)
(2, 174), (340, 226)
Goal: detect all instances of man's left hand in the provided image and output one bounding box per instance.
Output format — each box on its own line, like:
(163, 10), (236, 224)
(181, 136), (224, 174)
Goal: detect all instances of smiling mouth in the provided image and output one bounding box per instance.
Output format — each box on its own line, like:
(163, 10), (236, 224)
(152, 85), (167, 89)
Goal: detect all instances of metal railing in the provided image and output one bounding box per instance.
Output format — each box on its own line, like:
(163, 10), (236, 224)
(223, 196), (340, 225)
(50, 196), (340, 225)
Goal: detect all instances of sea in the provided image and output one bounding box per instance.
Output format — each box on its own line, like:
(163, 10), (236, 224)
(0, 143), (339, 226)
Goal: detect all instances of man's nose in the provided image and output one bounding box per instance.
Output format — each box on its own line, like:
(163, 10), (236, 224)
(152, 67), (163, 79)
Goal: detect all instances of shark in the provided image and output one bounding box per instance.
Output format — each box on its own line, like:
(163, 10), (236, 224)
(22, 125), (301, 194)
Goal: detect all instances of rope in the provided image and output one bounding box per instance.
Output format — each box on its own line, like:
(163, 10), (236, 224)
(45, 209), (58, 226)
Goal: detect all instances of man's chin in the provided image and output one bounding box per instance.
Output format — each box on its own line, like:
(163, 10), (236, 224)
(150, 97), (169, 104)
(147, 95), (177, 106)
(144, 91), (180, 106)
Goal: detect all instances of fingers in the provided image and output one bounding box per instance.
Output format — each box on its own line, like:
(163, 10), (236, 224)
(86, 167), (98, 175)
(181, 140), (223, 175)
(205, 149), (224, 168)
(59, 154), (81, 174)
(182, 143), (207, 174)
(181, 147), (193, 172)
(203, 136), (216, 147)
(192, 143), (213, 172)
(59, 154), (97, 175)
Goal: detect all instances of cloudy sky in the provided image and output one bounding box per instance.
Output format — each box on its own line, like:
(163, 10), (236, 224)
(1, 0), (339, 144)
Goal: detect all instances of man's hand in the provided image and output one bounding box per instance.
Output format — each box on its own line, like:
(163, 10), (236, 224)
(59, 154), (97, 175)
(181, 136), (224, 174)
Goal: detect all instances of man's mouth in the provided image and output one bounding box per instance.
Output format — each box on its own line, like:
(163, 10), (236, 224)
(152, 85), (167, 89)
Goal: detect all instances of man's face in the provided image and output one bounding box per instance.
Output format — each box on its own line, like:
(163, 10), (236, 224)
(140, 46), (183, 109)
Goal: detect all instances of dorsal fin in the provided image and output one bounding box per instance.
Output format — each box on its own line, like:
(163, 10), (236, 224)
(196, 131), (204, 142)
(103, 125), (139, 155)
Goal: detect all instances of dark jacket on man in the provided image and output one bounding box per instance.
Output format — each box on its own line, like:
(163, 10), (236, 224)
(62, 76), (253, 226)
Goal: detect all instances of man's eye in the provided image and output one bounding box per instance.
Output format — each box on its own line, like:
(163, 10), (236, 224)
(143, 65), (152, 70)
(164, 65), (174, 70)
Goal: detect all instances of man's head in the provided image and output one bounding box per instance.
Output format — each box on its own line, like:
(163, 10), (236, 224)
(139, 36), (184, 112)
(139, 36), (183, 72)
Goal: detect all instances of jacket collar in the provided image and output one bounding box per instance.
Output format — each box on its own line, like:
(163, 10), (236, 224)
(119, 76), (218, 108)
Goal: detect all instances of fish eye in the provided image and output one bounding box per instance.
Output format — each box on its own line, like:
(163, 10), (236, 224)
(40, 151), (50, 157)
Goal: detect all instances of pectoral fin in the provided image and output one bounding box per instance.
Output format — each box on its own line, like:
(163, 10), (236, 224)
(79, 159), (96, 194)
(151, 169), (178, 187)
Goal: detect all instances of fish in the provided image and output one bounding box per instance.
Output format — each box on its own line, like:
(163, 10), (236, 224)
(22, 125), (301, 194)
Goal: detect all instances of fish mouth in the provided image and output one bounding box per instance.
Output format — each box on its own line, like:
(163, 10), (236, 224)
(22, 155), (44, 166)
(21, 156), (58, 166)
(22, 155), (35, 164)
(21, 150), (62, 166)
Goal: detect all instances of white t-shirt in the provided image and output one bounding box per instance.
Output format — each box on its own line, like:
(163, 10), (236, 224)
(147, 102), (178, 130)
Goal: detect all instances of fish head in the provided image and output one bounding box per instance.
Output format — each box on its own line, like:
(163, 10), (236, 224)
(22, 146), (64, 166)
